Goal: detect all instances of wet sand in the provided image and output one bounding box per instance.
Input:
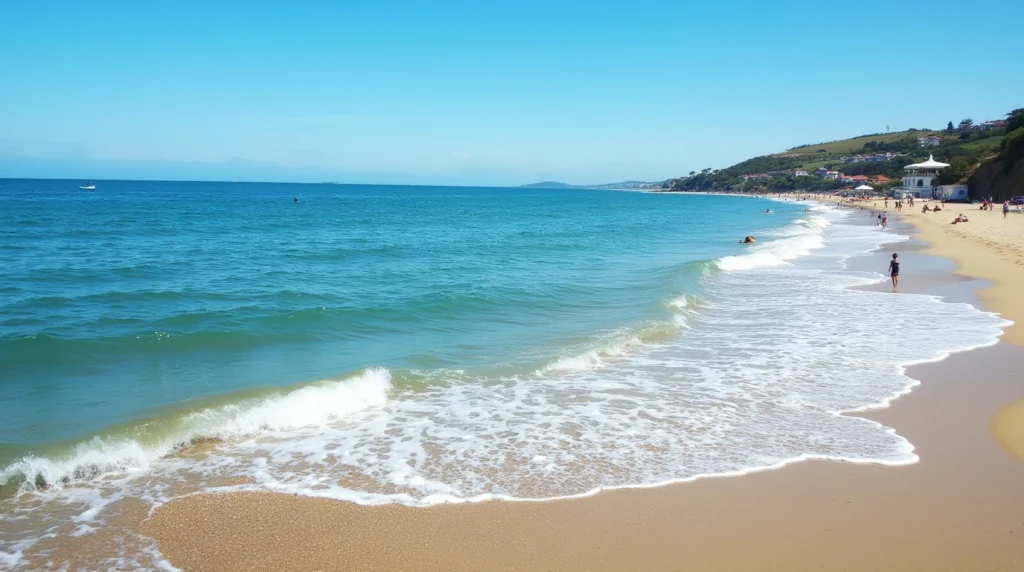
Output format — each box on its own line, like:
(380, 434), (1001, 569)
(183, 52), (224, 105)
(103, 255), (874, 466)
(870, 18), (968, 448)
(141, 217), (1024, 572)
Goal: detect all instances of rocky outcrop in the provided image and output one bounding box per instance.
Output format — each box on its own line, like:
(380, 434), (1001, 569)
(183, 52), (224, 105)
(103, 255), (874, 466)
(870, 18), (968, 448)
(967, 157), (1024, 201)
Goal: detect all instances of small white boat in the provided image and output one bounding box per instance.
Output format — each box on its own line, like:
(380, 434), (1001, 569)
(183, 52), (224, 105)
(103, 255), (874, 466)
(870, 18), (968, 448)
(79, 183), (96, 190)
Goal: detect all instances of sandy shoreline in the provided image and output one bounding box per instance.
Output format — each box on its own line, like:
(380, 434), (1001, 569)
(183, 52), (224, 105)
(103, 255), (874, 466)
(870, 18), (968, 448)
(127, 203), (1024, 572)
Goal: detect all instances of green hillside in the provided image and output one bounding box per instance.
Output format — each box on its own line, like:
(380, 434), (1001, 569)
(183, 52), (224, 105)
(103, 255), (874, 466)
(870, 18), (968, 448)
(785, 131), (929, 156)
(663, 123), (1008, 194)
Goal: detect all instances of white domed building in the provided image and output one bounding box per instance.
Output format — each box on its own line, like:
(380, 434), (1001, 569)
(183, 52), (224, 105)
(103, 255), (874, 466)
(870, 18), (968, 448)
(895, 155), (969, 200)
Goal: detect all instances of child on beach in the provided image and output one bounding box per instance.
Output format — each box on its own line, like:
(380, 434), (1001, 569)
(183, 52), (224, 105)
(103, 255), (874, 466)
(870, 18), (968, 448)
(889, 253), (900, 292)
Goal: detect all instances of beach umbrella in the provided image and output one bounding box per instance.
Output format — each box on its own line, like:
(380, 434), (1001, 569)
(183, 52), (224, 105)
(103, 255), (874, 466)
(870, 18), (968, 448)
(855, 184), (874, 191)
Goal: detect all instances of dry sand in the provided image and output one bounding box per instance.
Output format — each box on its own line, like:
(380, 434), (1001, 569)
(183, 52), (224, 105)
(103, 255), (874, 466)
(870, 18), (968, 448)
(139, 201), (1024, 572)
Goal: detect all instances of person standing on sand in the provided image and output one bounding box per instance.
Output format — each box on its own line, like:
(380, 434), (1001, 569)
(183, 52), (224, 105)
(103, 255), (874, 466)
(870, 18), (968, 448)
(1004, 202), (1010, 218)
(889, 253), (900, 292)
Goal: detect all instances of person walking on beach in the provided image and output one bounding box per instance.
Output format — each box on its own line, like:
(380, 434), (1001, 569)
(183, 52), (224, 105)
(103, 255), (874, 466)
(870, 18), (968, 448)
(1004, 202), (1010, 218)
(889, 253), (900, 292)
(881, 213), (888, 229)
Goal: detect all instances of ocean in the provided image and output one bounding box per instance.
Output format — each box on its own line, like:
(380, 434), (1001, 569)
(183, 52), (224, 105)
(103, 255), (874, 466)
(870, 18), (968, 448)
(0, 180), (1009, 569)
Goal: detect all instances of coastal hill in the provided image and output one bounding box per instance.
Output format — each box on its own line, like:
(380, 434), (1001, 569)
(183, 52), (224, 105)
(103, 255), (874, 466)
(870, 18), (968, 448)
(663, 110), (1021, 199)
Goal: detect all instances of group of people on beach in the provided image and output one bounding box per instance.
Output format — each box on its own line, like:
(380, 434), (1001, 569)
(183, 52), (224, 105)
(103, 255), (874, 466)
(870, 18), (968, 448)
(875, 212), (888, 229)
(884, 198), (910, 212)
(980, 200), (1014, 218)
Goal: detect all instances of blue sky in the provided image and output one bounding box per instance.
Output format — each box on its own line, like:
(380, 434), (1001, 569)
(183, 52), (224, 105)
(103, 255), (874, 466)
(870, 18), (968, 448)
(1, 0), (1021, 186)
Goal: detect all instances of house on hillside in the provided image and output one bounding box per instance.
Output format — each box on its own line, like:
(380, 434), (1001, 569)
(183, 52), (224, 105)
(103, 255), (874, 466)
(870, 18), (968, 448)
(977, 120), (1007, 130)
(850, 175), (870, 184)
(917, 136), (941, 147)
(794, 170), (809, 177)
(865, 153), (895, 162)
(814, 168), (840, 180)
(872, 175), (892, 184)
(839, 174), (854, 183)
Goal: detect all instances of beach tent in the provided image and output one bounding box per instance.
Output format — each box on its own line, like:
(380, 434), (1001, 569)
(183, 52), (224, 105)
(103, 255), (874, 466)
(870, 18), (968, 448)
(855, 184), (874, 191)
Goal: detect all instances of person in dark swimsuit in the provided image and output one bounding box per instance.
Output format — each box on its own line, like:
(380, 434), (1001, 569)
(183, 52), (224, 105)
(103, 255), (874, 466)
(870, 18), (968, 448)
(889, 253), (900, 292)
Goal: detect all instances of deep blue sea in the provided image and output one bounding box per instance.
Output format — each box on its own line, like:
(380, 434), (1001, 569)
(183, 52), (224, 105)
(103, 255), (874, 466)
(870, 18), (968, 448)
(0, 179), (1009, 569)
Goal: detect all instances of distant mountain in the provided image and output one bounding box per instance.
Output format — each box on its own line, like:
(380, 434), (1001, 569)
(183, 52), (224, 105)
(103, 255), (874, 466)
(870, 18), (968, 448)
(587, 180), (665, 190)
(519, 180), (666, 190)
(519, 181), (576, 189)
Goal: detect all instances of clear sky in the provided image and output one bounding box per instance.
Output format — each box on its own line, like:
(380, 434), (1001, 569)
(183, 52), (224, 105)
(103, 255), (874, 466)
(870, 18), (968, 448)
(1, 0), (1021, 186)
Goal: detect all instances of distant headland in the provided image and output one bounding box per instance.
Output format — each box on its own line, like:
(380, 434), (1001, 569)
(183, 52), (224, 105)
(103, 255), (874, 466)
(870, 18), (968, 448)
(519, 180), (665, 191)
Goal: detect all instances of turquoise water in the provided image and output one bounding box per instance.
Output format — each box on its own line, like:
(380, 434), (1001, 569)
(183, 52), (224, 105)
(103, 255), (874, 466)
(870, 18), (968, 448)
(0, 180), (780, 453)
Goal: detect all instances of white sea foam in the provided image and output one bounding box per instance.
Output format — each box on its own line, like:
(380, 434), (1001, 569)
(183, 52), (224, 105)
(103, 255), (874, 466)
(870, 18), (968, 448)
(0, 205), (1012, 568)
(0, 545), (24, 569)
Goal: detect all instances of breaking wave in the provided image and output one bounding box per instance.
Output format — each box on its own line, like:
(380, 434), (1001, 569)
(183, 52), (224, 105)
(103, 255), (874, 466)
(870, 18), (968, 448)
(0, 368), (392, 493)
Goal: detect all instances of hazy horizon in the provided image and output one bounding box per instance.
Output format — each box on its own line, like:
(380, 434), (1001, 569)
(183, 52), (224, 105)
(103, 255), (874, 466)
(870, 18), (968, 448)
(2, 0), (1021, 186)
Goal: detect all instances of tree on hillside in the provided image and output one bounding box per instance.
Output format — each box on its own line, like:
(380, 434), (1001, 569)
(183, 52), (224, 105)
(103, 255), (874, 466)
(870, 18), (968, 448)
(946, 121), (955, 133)
(1006, 109), (1024, 133)
(937, 156), (973, 185)
(689, 171), (696, 177)
(1001, 128), (1024, 171)
(958, 118), (974, 131)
